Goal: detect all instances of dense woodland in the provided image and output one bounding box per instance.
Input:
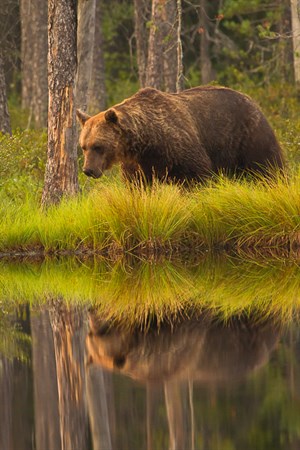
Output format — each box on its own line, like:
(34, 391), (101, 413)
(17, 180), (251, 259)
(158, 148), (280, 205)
(0, 0), (300, 206)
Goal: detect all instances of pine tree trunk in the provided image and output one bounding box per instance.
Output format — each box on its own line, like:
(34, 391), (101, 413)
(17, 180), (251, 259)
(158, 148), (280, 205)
(0, 51), (11, 135)
(20, 0), (33, 112)
(145, 0), (165, 89)
(89, 0), (107, 113)
(163, 0), (178, 92)
(42, 0), (79, 208)
(134, 0), (150, 88)
(199, 0), (214, 84)
(31, 0), (48, 128)
(291, 0), (300, 85)
(76, 0), (96, 112)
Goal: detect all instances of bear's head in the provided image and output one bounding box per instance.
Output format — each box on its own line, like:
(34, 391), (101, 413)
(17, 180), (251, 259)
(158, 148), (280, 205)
(77, 108), (127, 179)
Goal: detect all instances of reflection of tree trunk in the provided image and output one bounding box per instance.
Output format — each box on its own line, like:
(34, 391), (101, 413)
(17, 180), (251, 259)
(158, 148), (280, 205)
(89, 0), (107, 113)
(86, 365), (115, 450)
(164, 380), (190, 450)
(76, 0), (96, 112)
(50, 303), (88, 450)
(31, 308), (61, 450)
(146, 383), (159, 450)
(0, 357), (12, 450)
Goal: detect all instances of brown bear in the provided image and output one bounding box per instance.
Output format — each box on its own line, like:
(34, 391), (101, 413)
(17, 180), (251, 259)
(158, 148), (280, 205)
(77, 86), (284, 182)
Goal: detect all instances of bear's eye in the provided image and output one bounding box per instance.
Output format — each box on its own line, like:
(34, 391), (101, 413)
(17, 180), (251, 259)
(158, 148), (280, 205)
(92, 145), (104, 154)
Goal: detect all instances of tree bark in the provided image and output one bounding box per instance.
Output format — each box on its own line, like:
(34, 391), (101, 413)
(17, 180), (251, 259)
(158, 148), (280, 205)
(42, 0), (79, 208)
(291, 0), (300, 85)
(163, 0), (177, 92)
(31, 0), (48, 128)
(20, 0), (33, 111)
(0, 50), (11, 135)
(145, 0), (165, 89)
(89, 0), (107, 113)
(76, 0), (96, 112)
(134, 0), (150, 88)
(199, 0), (214, 84)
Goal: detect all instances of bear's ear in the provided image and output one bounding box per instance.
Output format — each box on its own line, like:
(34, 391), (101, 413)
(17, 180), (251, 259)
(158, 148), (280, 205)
(105, 108), (119, 124)
(76, 109), (91, 127)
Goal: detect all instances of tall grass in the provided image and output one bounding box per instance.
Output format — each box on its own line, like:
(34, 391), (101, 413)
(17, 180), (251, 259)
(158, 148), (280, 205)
(0, 173), (300, 254)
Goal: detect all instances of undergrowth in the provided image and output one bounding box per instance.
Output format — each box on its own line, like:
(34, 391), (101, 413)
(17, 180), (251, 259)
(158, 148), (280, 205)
(0, 174), (300, 255)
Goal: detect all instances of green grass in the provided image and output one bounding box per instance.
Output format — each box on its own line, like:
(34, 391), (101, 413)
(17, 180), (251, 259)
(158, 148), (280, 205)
(0, 174), (300, 255)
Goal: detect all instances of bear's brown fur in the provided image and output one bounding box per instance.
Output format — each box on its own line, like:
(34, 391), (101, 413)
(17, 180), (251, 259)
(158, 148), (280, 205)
(77, 86), (284, 182)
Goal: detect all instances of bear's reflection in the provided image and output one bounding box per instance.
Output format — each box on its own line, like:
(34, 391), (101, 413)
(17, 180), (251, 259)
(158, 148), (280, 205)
(86, 311), (280, 385)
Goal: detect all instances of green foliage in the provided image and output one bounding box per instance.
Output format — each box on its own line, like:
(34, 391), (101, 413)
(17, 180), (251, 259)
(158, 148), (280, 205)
(0, 129), (47, 200)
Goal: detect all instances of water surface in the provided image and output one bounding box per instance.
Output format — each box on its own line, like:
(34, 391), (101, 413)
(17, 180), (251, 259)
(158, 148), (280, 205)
(1, 255), (300, 450)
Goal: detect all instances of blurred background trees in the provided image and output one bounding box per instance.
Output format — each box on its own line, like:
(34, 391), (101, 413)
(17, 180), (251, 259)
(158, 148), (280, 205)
(0, 0), (299, 126)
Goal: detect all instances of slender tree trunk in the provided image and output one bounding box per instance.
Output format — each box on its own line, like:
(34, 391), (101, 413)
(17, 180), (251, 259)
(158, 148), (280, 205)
(89, 0), (107, 113)
(76, 0), (96, 112)
(31, 0), (48, 128)
(49, 303), (88, 450)
(175, 0), (184, 92)
(291, 0), (300, 85)
(20, 0), (33, 111)
(0, 51), (11, 135)
(163, 0), (177, 92)
(31, 308), (61, 450)
(146, 0), (165, 89)
(134, 0), (150, 88)
(42, 0), (79, 208)
(199, 0), (214, 84)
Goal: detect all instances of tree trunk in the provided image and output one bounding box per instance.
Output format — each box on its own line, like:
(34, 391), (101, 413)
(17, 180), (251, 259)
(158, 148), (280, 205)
(31, 0), (48, 128)
(163, 0), (177, 92)
(291, 0), (300, 85)
(199, 0), (214, 84)
(134, 0), (150, 88)
(42, 0), (79, 208)
(0, 51), (11, 135)
(20, 0), (33, 112)
(76, 0), (96, 112)
(89, 0), (107, 113)
(145, 0), (165, 89)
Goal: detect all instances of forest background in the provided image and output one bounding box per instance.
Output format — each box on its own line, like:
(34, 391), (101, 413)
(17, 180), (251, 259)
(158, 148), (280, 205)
(0, 0), (299, 255)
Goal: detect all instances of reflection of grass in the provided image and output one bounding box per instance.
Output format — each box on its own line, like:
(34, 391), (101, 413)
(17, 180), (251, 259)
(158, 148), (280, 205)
(0, 174), (300, 255)
(1, 255), (300, 325)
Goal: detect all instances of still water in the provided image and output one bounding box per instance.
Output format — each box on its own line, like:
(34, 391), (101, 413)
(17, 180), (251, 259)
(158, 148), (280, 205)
(1, 256), (300, 450)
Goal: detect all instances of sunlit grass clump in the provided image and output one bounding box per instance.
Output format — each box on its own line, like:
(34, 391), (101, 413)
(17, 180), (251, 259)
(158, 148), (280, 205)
(0, 173), (300, 254)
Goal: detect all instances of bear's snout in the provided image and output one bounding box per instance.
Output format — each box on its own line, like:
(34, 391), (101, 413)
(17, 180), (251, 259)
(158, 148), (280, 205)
(83, 168), (102, 178)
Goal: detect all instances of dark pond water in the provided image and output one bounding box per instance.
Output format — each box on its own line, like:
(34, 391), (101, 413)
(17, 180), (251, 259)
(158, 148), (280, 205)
(1, 256), (300, 450)
(1, 305), (300, 450)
